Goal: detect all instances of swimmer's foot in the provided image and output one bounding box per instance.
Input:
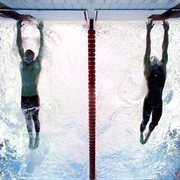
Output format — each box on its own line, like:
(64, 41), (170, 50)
(144, 131), (152, 144)
(33, 137), (39, 149)
(140, 132), (145, 144)
(29, 137), (34, 149)
(0, 142), (3, 148)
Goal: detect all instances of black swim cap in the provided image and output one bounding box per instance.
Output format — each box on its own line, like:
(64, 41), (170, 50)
(25, 49), (35, 56)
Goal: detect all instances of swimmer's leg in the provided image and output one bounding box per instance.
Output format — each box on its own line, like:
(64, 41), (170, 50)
(32, 109), (40, 149)
(29, 136), (34, 149)
(140, 97), (152, 144)
(34, 135), (39, 149)
(23, 111), (34, 149)
(140, 97), (152, 132)
(143, 100), (163, 143)
(149, 100), (162, 132)
(32, 109), (40, 134)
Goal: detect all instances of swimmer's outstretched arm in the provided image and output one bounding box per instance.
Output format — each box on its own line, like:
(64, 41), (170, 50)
(16, 20), (24, 59)
(161, 20), (169, 65)
(143, 20), (154, 77)
(36, 21), (44, 62)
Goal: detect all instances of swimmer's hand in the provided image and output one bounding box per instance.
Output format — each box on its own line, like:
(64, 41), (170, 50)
(146, 19), (154, 32)
(163, 20), (169, 32)
(37, 21), (43, 31)
(17, 20), (24, 29)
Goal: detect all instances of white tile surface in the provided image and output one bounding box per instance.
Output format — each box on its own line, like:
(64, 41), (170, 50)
(131, 0), (144, 2)
(0, 0), (179, 20)
(105, 0), (118, 2)
(118, 0), (131, 2)
(51, 0), (65, 2)
(52, 2), (64, 9)
(66, 0), (79, 2)
(16, 10), (86, 20)
(78, 0), (88, 2)
(97, 10), (166, 20)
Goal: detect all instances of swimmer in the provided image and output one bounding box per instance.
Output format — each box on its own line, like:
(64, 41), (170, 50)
(16, 20), (44, 149)
(140, 20), (169, 144)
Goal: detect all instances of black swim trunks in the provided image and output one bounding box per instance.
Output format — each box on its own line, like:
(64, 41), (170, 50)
(21, 95), (40, 110)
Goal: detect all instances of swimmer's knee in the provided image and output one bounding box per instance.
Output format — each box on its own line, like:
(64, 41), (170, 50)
(140, 123), (146, 132)
(149, 122), (158, 132)
(140, 117), (150, 132)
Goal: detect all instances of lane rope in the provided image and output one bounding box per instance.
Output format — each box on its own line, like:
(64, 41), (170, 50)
(88, 19), (96, 180)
